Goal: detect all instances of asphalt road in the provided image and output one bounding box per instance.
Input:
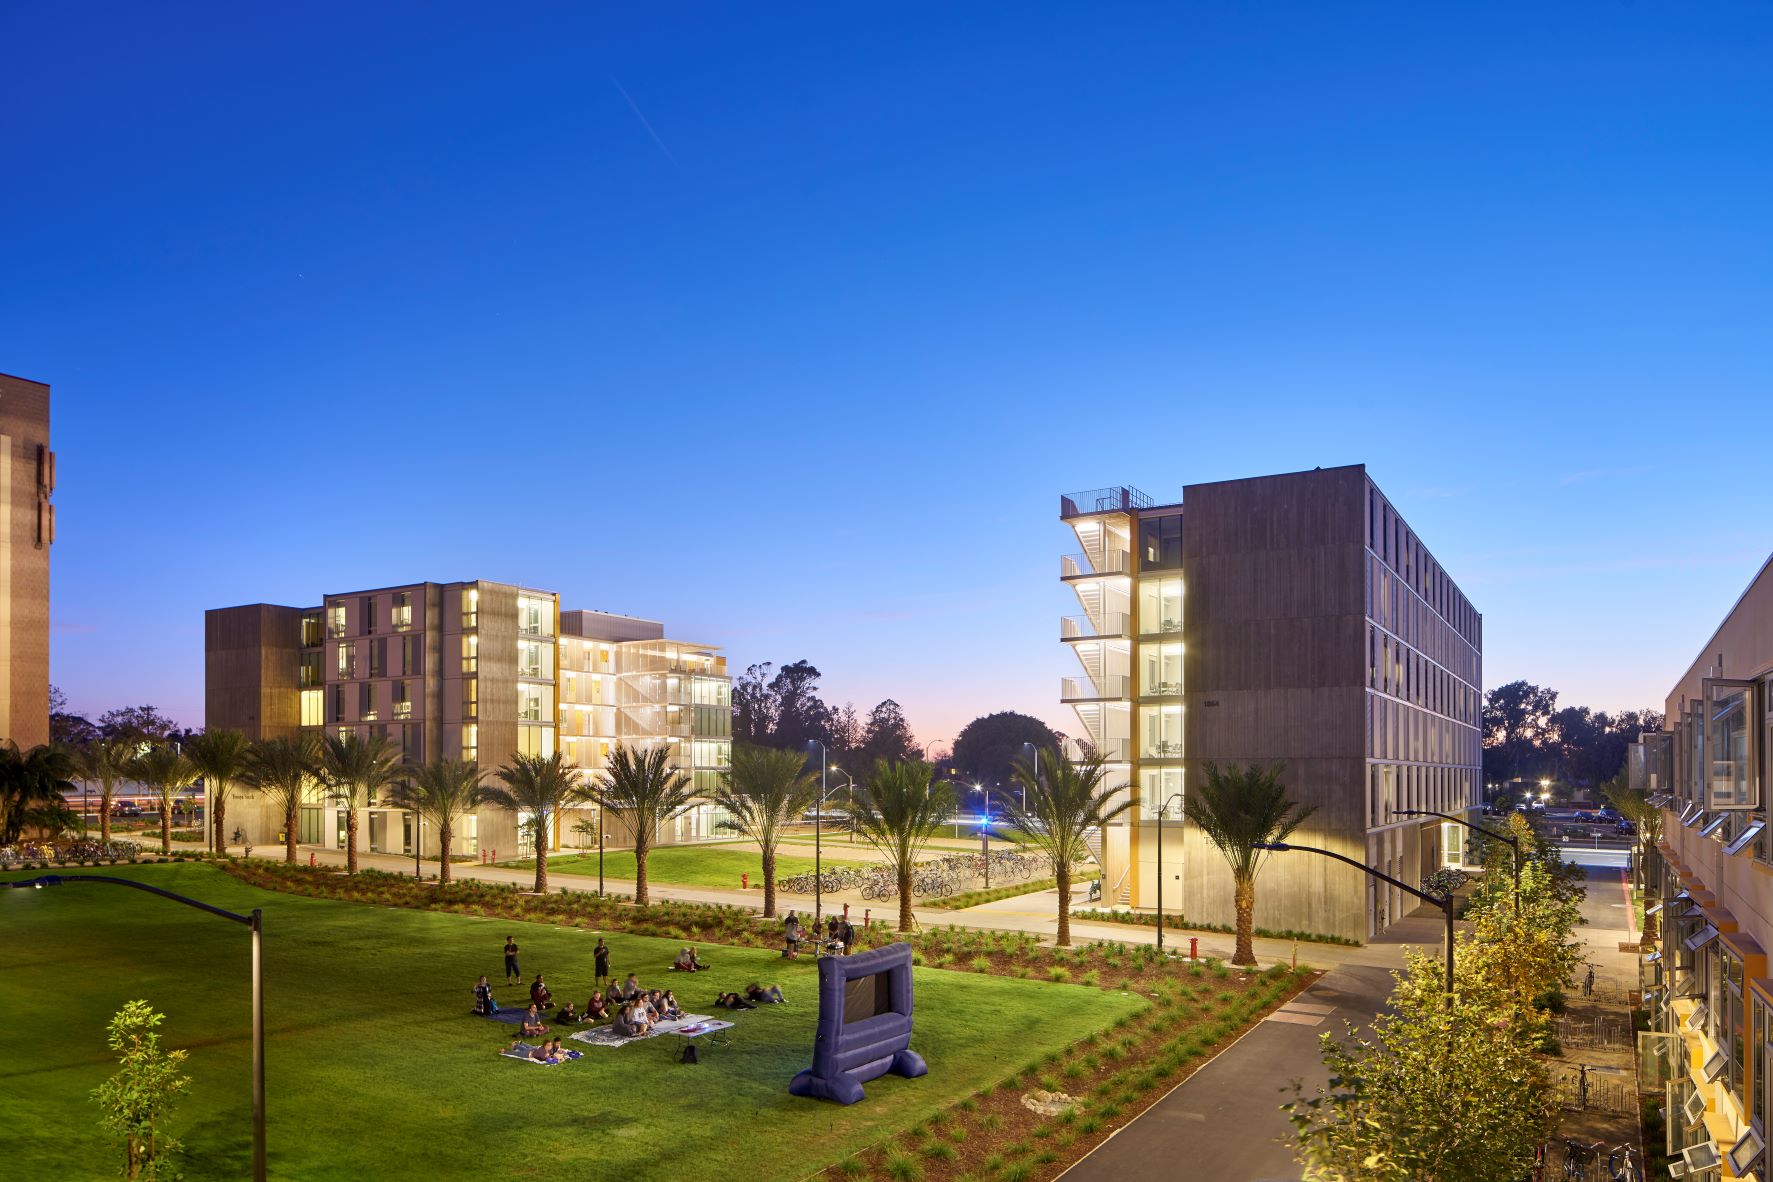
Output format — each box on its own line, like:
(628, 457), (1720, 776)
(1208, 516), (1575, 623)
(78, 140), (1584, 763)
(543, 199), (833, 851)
(1061, 963), (1397, 1182)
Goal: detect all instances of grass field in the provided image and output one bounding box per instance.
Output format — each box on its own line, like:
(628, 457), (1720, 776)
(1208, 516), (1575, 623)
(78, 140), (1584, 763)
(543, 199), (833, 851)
(0, 863), (1140, 1182)
(506, 843), (867, 890)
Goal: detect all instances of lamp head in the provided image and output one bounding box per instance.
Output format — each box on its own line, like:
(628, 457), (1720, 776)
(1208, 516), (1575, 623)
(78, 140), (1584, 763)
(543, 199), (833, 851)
(1254, 841), (1291, 852)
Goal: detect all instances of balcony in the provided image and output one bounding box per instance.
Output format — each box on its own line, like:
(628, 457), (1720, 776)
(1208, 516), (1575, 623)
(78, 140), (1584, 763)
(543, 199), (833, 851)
(1062, 613), (1130, 642)
(1061, 551), (1131, 579)
(1080, 737), (1132, 763)
(1062, 675), (1131, 702)
(1142, 739), (1184, 760)
(1141, 681), (1182, 698)
(1060, 486), (1154, 519)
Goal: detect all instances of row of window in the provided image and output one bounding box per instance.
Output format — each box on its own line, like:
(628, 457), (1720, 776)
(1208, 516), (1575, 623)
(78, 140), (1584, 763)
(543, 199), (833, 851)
(1367, 483), (1479, 648)
(1366, 762), (1476, 830)
(1369, 554), (1480, 689)
(1370, 693), (1481, 768)
(331, 635), (425, 682)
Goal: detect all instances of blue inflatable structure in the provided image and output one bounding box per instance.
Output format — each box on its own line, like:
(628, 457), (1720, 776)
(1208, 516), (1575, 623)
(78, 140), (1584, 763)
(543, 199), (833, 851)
(788, 942), (927, 1104)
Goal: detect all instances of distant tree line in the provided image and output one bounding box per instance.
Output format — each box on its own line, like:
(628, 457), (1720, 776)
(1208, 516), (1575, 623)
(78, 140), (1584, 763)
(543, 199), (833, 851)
(1482, 679), (1662, 788)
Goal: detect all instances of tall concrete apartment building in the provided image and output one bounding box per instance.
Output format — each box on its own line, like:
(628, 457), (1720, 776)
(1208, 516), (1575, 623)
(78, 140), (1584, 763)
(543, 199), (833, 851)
(1636, 554), (1773, 1177)
(207, 580), (730, 859)
(1059, 465), (1483, 941)
(0, 373), (53, 749)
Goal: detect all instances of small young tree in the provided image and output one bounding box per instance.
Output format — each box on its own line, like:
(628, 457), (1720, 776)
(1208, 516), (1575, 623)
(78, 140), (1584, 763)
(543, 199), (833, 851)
(712, 742), (819, 918)
(1603, 771), (1664, 894)
(1286, 951), (1554, 1182)
(1004, 748), (1132, 946)
(1183, 761), (1315, 966)
(91, 1000), (191, 1181)
(81, 739), (134, 845)
(386, 758), (494, 885)
(484, 751), (593, 894)
(185, 730), (251, 855)
(587, 744), (698, 905)
(319, 732), (404, 876)
(849, 758), (956, 932)
(243, 735), (322, 864)
(128, 746), (198, 856)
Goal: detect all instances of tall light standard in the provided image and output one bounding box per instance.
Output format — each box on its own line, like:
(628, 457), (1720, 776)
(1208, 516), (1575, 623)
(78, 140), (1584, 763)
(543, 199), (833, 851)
(805, 740), (828, 935)
(1257, 841), (1457, 995)
(972, 783), (993, 888)
(831, 767), (856, 845)
(1394, 807), (1521, 916)
(8, 874), (268, 1181)
(1154, 792), (1185, 951)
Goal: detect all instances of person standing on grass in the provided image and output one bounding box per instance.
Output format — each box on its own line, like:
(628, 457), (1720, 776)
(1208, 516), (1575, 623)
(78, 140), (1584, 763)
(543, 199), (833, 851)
(504, 935), (521, 985)
(594, 937), (610, 987)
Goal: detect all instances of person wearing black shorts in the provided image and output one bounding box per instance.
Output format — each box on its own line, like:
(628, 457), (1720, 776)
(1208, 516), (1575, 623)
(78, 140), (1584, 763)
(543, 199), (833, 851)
(504, 935), (521, 985)
(594, 937), (610, 987)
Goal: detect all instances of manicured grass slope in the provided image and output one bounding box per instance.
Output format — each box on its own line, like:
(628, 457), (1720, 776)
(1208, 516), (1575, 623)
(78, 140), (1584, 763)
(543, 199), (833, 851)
(515, 843), (865, 890)
(0, 864), (1139, 1182)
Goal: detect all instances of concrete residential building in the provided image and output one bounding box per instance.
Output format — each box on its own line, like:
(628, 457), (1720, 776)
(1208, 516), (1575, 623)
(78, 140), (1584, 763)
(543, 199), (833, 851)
(207, 580), (730, 860)
(1059, 465), (1483, 941)
(0, 372), (53, 749)
(1637, 553), (1773, 1178)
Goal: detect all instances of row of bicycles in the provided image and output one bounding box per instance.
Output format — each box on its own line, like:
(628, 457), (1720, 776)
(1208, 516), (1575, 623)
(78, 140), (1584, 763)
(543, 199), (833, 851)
(1533, 1138), (1641, 1181)
(0, 838), (143, 867)
(780, 850), (1043, 900)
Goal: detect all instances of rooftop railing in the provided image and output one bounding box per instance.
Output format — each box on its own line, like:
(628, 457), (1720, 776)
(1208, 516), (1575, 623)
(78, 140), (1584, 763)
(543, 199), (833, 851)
(1060, 486), (1154, 518)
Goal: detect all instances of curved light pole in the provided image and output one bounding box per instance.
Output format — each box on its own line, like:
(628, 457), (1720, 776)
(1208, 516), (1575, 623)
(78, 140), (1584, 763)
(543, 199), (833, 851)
(1154, 791), (1185, 951)
(1394, 807), (1521, 916)
(1256, 840), (1457, 996)
(7, 873), (267, 1181)
(830, 767), (856, 845)
(805, 740), (827, 935)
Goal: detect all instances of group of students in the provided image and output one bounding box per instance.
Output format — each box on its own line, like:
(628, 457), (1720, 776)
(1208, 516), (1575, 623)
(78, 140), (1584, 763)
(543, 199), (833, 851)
(781, 910), (856, 959)
(499, 1036), (572, 1062)
(474, 934), (786, 1045)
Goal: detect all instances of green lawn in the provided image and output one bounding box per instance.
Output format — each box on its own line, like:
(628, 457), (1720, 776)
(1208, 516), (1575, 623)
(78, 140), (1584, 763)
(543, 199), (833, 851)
(509, 843), (868, 891)
(1, 863), (1140, 1181)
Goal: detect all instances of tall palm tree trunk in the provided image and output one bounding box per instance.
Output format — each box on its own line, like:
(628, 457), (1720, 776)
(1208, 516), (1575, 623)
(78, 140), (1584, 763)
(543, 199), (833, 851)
(284, 806), (299, 863)
(761, 847), (777, 918)
(534, 815), (549, 894)
(160, 801), (172, 854)
(897, 863), (914, 932)
(345, 808), (359, 875)
(635, 832), (651, 905)
(438, 826), (453, 884)
(1056, 860), (1072, 947)
(100, 792), (112, 844)
(1232, 874), (1257, 966)
(213, 799), (225, 853)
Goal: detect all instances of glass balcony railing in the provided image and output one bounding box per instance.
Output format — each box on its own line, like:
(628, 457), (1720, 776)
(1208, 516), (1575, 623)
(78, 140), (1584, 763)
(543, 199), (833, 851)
(1061, 613), (1130, 640)
(1062, 675), (1131, 701)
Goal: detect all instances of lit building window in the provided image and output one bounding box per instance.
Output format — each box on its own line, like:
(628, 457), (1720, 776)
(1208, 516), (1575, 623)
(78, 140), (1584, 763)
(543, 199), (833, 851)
(392, 592), (412, 632)
(461, 633), (478, 674)
(300, 689), (323, 727)
(327, 602), (347, 638)
(461, 724), (478, 762)
(462, 587), (479, 629)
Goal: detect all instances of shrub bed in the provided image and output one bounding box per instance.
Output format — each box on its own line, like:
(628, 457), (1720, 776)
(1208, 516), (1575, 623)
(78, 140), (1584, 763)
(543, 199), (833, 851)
(1070, 908), (1362, 947)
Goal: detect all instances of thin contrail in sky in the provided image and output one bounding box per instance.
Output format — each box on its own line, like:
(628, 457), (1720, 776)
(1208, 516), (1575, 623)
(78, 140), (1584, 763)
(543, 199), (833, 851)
(611, 77), (679, 168)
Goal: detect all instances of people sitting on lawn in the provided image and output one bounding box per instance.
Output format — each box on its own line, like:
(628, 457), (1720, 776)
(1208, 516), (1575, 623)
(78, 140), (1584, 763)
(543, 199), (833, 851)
(660, 989), (683, 1020)
(672, 946), (705, 972)
(554, 1000), (580, 1024)
(746, 982), (786, 1005)
(521, 1004), (549, 1038)
(473, 975), (497, 1015)
(715, 991), (756, 1010)
(585, 990), (610, 1020)
(613, 1001), (650, 1039)
(542, 1037), (567, 1061)
(530, 973), (553, 1009)
(612, 972), (642, 1003)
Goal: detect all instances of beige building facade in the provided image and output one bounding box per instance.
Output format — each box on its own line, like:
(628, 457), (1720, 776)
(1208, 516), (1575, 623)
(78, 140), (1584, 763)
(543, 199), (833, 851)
(207, 580), (730, 860)
(1060, 465), (1483, 941)
(0, 373), (53, 750)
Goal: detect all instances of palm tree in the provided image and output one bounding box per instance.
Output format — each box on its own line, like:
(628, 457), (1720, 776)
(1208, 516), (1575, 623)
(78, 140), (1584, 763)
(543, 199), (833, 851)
(712, 743), (819, 918)
(0, 742), (79, 845)
(386, 758), (493, 885)
(244, 734), (322, 863)
(849, 758), (956, 932)
(484, 751), (592, 894)
(321, 733), (404, 875)
(1184, 761), (1316, 966)
(79, 739), (133, 845)
(129, 745), (199, 855)
(586, 743), (697, 905)
(1005, 748), (1134, 946)
(186, 729), (252, 855)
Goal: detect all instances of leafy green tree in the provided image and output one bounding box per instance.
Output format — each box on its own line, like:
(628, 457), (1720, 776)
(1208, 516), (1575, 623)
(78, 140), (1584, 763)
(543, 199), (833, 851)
(952, 711), (1062, 786)
(712, 743), (819, 918)
(185, 730), (251, 855)
(1461, 813), (1584, 1014)
(386, 758), (493, 885)
(484, 751), (592, 894)
(1603, 771), (1663, 893)
(0, 741), (79, 845)
(849, 758), (956, 932)
(859, 699), (920, 767)
(1286, 951), (1555, 1182)
(1184, 761), (1315, 966)
(91, 1000), (191, 1181)
(127, 746), (197, 856)
(320, 733), (405, 875)
(243, 735), (323, 864)
(1005, 748), (1132, 946)
(587, 744), (697, 905)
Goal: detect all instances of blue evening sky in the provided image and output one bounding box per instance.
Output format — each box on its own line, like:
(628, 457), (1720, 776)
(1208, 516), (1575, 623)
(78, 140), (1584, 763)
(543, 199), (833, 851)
(4, 2), (1770, 746)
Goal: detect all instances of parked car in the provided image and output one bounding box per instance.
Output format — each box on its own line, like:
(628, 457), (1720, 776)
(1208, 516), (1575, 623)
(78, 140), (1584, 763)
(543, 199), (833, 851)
(110, 800), (142, 818)
(1616, 819), (1638, 836)
(1598, 806), (1622, 822)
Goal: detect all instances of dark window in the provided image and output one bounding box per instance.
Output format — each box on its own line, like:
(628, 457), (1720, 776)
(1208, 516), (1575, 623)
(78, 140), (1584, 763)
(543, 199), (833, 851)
(1139, 514), (1183, 570)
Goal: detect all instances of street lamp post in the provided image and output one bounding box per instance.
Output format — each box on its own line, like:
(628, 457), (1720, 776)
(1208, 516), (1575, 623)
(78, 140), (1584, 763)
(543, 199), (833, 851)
(7, 874), (268, 1181)
(1394, 807), (1521, 916)
(831, 767), (856, 845)
(974, 783), (991, 889)
(806, 740), (827, 936)
(597, 808), (605, 899)
(1256, 840), (1457, 996)
(1154, 792), (1185, 952)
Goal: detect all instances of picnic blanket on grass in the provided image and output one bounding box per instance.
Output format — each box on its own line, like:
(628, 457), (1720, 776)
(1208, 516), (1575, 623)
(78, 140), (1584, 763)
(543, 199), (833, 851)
(480, 1008), (527, 1024)
(569, 1014), (717, 1050)
(499, 1042), (584, 1066)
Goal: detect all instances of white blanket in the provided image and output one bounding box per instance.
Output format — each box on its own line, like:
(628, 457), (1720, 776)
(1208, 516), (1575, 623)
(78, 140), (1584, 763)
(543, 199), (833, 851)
(569, 1013), (716, 1049)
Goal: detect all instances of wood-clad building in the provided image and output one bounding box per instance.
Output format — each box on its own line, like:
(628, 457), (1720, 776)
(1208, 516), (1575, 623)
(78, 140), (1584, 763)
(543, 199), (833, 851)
(1060, 465), (1483, 942)
(0, 373), (53, 749)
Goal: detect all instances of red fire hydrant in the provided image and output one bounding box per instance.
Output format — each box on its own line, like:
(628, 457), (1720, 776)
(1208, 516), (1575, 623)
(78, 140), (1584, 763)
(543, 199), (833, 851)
(742, 872), (750, 890)
(309, 852), (317, 868)
(1189, 937), (1198, 960)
